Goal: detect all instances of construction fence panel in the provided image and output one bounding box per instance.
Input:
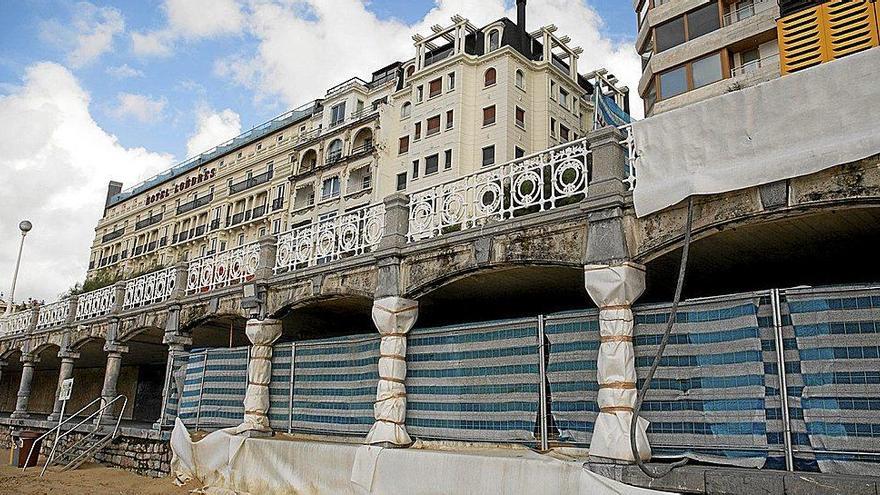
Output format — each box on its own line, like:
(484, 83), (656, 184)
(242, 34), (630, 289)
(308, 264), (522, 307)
(160, 350), (191, 428)
(268, 342), (294, 432)
(405, 319), (540, 443)
(290, 333), (380, 436)
(785, 286), (880, 476)
(177, 347), (248, 429)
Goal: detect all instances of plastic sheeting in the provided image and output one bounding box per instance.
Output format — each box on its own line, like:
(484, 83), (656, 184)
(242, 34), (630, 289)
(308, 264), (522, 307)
(631, 47), (880, 217)
(170, 419), (673, 495)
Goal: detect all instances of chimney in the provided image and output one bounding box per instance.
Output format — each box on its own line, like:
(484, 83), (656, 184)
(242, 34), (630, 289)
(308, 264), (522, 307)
(517, 0), (527, 32)
(105, 181), (123, 208)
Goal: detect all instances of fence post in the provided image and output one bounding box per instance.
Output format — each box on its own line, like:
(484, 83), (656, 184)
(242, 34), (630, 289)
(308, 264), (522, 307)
(195, 350), (208, 430)
(771, 288), (795, 472)
(537, 314), (549, 452)
(288, 342), (296, 434)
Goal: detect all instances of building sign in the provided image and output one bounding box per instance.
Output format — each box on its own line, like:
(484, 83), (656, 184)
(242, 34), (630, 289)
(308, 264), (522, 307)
(145, 168), (217, 206)
(59, 378), (74, 401)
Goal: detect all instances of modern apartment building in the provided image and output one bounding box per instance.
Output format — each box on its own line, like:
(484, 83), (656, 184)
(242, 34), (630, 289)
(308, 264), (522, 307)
(87, 2), (605, 283)
(636, 0), (880, 116)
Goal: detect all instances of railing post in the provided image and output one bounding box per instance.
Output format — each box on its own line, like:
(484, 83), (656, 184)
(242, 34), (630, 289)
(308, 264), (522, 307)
(27, 306), (39, 334)
(379, 193), (410, 250)
(171, 262), (189, 300)
(586, 126), (628, 198)
(112, 281), (127, 314)
(256, 235), (278, 282)
(66, 296), (79, 326)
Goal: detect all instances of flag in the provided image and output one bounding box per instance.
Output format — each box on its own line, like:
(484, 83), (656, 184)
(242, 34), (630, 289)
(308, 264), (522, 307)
(593, 90), (632, 130)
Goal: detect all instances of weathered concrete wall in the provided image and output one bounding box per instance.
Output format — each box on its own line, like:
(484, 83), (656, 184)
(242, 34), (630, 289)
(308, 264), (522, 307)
(0, 370), (21, 412)
(65, 366), (137, 420)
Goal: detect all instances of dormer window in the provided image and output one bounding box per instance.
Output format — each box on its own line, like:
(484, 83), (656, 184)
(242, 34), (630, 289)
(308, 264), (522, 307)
(488, 29), (500, 51)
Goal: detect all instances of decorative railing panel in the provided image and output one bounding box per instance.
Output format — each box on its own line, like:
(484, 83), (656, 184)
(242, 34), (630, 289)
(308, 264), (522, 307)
(75, 286), (117, 321)
(0, 310), (33, 336)
(274, 204), (384, 274)
(186, 242), (260, 295)
(123, 267), (177, 310)
(36, 300), (69, 330)
(408, 137), (591, 241)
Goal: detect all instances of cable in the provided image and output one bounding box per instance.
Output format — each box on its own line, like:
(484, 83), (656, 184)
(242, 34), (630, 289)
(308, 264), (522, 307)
(629, 196), (695, 478)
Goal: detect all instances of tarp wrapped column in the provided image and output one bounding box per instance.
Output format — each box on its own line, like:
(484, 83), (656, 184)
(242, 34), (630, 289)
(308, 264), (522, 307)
(235, 319), (282, 434)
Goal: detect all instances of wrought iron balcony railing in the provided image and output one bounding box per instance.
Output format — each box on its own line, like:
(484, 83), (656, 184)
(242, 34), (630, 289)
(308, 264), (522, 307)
(252, 205), (267, 219)
(102, 228), (125, 243)
(407, 136), (592, 241)
(274, 203), (384, 274)
(186, 242), (260, 295)
(177, 193), (214, 215)
(135, 213), (163, 231)
(350, 141), (374, 155)
(36, 300), (69, 330)
(123, 267), (176, 310)
(229, 170), (273, 195)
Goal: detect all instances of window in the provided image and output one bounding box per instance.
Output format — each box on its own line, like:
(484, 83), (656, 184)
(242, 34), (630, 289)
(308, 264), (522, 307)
(416, 86), (424, 102)
(644, 80), (657, 115)
(484, 68), (497, 87)
(515, 70), (525, 89)
(406, 65), (415, 79)
(412, 160), (420, 179)
(692, 53), (723, 88)
(238, 234), (245, 246)
(321, 176), (340, 199)
(363, 174), (372, 189)
(327, 139), (343, 162)
(659, 65), (688, 98)
(447, 72), (455, 90)
(356, 99), (364, 115)
(429, 78), (442, 98)
(425, 154), (439, 175)
(560, 125), (570, 141)
(483, 105), (496, 126)
(638, 0), (649, 27)
(515, 147), (525, 158)
(482, 145), (495, 167)
(256, 142), (262, 151)
(444, 149), (453, 169)
(401, 102), (412, 119)
(559, 88), (569, 108)
(446, 109), (454, 129)
(277, 134), (284, 142)
(655, 3), (720, 53)
(488, 29), (500, 51)
(414, 122), (422, 140)
(427, 115), (441, 136)
(272, 219), (282, 234)
(550, 117), (557, 137)
(397, 172), (407, 191)
(550, 80), (557, 100)
(398, 136), (410, 154)
(515, 107), (525, 128)
(330, 102), (346, 126)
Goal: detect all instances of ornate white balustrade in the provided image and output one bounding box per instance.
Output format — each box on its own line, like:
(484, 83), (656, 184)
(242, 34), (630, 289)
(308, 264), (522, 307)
(408, 138), (592, 241)
(621, 125), (637, 192)
(274, 204), (385, 274)
(124, 267), (176, 310)
(0, 310), (33, 336)
(36, 300), (70, 330)
(75, 286), (117, 322)
(187, 242), (261, 295)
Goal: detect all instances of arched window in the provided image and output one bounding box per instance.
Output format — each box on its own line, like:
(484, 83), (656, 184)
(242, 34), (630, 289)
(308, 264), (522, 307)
(401, 101), (412, 119)
(327, 140), (343, 163)
(484, 68), (497, 87)
(515, 69), (525, 90)
(406, 65), (415, 79)
(488, 29), (500, 51)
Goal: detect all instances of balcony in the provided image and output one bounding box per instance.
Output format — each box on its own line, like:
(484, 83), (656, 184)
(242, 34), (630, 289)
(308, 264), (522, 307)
(731, 53), (780, 77)
(229, 170), (273, 195)
(350, 141), (374, 156)
(135, 213), (163, 231)
(210, 218), (221, 231)
(177, 230), (190, 243)
(229, 212), (246, 227)
(325, 151), (343, 165)
(252, 204), (267, 219)
(134, 245), (144, 256)
(177, 193), (214, 215)
(102, 228), (124, 243)
(723, 0), (773, 26)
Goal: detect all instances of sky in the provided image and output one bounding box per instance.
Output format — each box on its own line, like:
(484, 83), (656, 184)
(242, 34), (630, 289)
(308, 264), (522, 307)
(0, 0), (639, 304)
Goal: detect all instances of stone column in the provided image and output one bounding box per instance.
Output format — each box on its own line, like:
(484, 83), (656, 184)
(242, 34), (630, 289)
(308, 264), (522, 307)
(584, 262), (650, 462)
(366, 296), (419, 446)
(234, 318), (282, 435)
(98, 342), (128, 424)
(48, 349), (80, 421)
(155, 321), (191, 429)
(11, 353), (38, 419)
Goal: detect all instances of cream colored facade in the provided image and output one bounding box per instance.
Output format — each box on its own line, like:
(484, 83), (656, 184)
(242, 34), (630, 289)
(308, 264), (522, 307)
(87, 14), (597, 282)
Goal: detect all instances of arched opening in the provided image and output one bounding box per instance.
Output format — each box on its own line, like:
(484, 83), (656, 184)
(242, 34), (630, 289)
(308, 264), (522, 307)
(188, 314), (250, 349)
(299, 149), (318, 174)
(406, 65), (415, 80)
(275, 294), (375, 343)
(401, 101), (412, 119)
(352, 128), (374, 153)
(326, 139), (344, 164)
(414, 264), (589, 327)
(68, 338), (118, 418)
(120, 326), (172, 423)
(0, 349), (22, 414)
(25, 344), (62, 417)
(487, 29), (500, 51)
(642, 206), (880, 302)
(515, 69), (525, 90)
(484, 67), (497, 87)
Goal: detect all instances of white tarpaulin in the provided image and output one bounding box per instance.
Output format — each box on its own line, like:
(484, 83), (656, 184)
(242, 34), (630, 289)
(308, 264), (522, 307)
(170, 419), (674, 494)
(632, 47), (880, 217)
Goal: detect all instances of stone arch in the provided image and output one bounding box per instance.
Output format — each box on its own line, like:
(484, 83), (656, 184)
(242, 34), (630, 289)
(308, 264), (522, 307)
(0, 345), (23, 361)
(299, 148), (318, 174)
(118, 324), (165, 344)
(70, 335), (105, 351)
(352, 127), (373, 150)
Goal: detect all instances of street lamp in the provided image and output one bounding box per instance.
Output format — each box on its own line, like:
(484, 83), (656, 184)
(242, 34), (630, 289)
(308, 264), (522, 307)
(5, 220), (33, 316)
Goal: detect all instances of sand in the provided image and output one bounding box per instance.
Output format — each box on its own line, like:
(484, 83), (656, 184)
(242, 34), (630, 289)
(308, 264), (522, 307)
(0, 462), (194, 495)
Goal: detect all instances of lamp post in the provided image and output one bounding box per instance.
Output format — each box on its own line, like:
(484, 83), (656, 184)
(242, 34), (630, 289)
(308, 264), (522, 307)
(5, 220), (32, 316)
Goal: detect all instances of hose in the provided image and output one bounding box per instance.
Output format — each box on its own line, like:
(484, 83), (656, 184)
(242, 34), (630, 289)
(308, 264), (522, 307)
(629, 196), (695, 478)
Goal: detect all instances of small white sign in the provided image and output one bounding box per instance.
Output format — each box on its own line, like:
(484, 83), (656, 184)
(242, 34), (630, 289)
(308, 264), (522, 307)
(59, 378), (74, 401)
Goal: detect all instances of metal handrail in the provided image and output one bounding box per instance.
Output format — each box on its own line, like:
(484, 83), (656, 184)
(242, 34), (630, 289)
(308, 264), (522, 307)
(22, 394), (128, 476)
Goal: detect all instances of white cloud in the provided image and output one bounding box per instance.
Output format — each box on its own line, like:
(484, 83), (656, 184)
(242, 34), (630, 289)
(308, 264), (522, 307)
(215, 0), (641, 115)
(41, 2), (125, 68)
(109, 93), (168, 123)
(106, 64), (144, 78)
(132, 0), (244, 57)
(186, 106), (242, 158)
(0, 63), (173, 302)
